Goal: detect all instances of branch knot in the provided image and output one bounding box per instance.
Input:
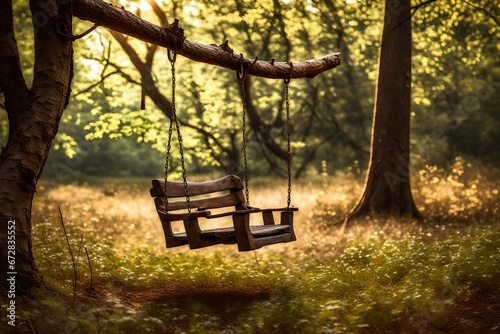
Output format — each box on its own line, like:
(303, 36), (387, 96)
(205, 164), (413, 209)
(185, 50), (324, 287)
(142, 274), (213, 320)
(219, 40), (233, 53)
(162, 19), (185, 51)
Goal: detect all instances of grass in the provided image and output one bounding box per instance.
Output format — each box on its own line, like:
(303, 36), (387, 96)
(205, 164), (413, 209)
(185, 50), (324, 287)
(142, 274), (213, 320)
(6, 158), (500, 333)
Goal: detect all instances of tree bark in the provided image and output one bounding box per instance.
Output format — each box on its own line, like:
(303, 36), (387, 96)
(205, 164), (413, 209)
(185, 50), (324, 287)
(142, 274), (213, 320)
(346, 0), (421, 221)
(0, 0), (74, 294)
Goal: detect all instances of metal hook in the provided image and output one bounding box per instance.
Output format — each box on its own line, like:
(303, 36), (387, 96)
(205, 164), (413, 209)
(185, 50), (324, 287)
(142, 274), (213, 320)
(236, 54), (245, 81)
(167, 46), (177, 63)
(236, 55), (258, 81)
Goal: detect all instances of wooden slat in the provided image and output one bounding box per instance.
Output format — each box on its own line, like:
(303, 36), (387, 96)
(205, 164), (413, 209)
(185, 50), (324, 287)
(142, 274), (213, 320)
(197, 225), (291, 239)
(262, 211), (275, 225)
(164, 211), (212, 221)
(151, 175), (244, 197)
(207, 208), (261, 219)
(165, 193), (242, 212)
(252, 233), (293, 250)
(172, 232), (188, 240)
(250, 225), (291, 237)
(201, 226), (235, 238)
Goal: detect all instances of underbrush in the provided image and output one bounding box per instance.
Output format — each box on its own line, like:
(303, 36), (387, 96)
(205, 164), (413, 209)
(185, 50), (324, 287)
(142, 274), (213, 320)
(15, 159), (500, 333)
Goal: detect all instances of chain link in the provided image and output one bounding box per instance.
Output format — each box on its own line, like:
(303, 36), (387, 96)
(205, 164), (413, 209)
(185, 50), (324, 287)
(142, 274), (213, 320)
(164, 48), (191, 214)
(240, 78), (250, 205)
(164, 111), (173, 209)
(237, 57), (293, 208)
(237, 55), (256, 205)
(285, 62), (293, 209)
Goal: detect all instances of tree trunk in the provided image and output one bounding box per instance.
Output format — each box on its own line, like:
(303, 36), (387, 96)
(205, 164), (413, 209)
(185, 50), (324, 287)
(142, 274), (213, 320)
(346, 0), (421, 220)
(0, 0), (73, 295)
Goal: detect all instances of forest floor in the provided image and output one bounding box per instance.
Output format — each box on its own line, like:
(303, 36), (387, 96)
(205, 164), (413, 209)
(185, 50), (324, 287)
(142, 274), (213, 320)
(5, 161), (500, 333)
(20, 273), (495, 334)
(111, 284), (500, 334)
(437, 288), (500, 334)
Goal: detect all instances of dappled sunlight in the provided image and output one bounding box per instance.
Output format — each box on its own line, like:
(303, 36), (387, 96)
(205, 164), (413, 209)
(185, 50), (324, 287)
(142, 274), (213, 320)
(414, 156), (500, 220)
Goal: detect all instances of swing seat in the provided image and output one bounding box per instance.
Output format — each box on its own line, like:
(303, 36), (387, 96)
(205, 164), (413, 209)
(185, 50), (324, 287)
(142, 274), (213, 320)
(150, 175), (297, 251)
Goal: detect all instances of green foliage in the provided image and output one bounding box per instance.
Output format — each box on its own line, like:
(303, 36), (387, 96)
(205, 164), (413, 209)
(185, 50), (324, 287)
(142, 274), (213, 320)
(29, 220), (499, 333)
(18, 0), (491, 181)
(4, 0), (497, 178)
(411, 0), (500, 164)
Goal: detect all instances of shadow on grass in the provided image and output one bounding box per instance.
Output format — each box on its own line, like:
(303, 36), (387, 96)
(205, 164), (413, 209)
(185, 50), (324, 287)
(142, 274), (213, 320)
(117, 282), (280, 332)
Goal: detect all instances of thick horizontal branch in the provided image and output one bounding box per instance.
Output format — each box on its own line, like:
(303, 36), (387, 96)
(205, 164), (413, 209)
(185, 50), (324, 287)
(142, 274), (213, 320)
(73, 0), (341, 79)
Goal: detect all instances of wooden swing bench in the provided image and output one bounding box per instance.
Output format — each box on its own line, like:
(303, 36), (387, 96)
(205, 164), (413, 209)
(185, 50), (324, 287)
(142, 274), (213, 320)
(150, 175), (297, 252)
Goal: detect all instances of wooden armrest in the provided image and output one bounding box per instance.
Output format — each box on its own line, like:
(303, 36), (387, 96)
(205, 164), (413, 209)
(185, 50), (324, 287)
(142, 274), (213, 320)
(206, 208), (262, 219)
(163, 210), (212, 221)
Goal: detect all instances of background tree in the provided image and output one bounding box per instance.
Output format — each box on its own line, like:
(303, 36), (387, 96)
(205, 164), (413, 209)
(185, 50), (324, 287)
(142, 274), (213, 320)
(0, 0), (74, 292)
(346, 0), (499, 221)
(346, 0), (420, 220)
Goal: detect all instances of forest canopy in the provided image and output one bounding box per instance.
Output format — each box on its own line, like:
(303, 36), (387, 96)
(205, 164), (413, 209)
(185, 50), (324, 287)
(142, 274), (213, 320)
(1, 0), (498, 180)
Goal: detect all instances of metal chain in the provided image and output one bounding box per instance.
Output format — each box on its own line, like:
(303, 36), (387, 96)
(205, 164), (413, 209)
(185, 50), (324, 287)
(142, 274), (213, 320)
(240, 77), (250, 205)
(164, 106), (173, 209)
(236, 55), (256, 205)
(284, 62), (294, 208)
(164, 48), (191, 213)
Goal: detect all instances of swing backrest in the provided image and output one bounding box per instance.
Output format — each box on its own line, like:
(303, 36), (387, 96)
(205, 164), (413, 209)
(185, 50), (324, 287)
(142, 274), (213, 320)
(150, 175), (247, 220)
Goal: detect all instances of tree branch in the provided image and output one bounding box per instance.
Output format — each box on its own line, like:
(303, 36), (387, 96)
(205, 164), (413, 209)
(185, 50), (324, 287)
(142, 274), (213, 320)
(392, 0), (438, 29)
(410, 0), (438, 12)
(104, 61), (141, 85)
(56, 22), (99, 41)
(73, 0), (341, 79)
(243, 77), (288, 161)
(463, 0), (500, 27)
(147, 0), (168, 26)
(72, 71), (121, 97)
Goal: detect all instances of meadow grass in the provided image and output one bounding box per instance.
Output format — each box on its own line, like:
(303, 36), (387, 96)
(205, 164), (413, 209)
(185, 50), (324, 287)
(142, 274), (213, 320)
(16, 158), (500, 333)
